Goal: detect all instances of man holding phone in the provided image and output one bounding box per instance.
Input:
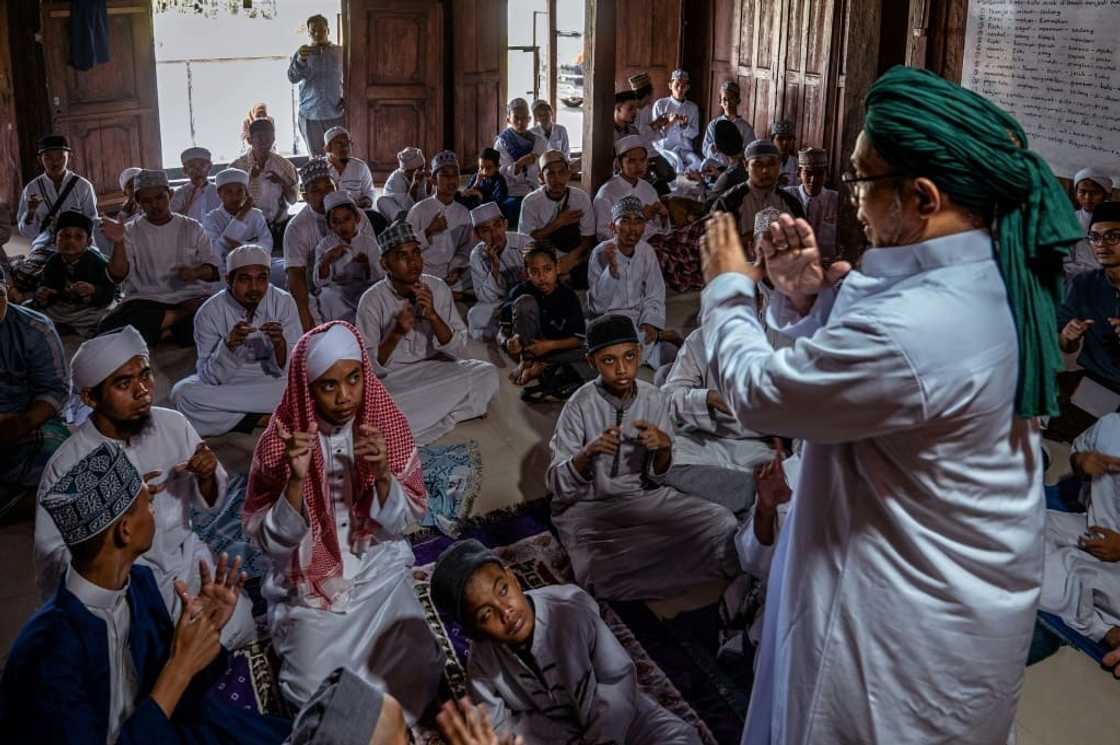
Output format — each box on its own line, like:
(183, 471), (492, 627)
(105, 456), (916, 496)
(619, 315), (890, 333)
(288, 13), (344, 157)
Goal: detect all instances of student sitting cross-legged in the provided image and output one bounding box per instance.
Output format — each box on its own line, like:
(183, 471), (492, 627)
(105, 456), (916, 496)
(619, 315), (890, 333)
(170, 146), (221, 223)
(170, 245), (303, 437)
(546, 315), (739, 601)
(356, 221), (499, 444)
(429, 539), (703, 745)
(202, 167), (274, 271)
(466, 202), (529, 341)
(33, 210), (118, 338)
(2, 442), (292, 744)
(242, 322), (444, 718)
(311, 191), (384, 323)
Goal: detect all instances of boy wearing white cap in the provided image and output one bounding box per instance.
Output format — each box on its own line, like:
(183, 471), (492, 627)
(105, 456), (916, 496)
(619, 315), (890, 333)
(356, 221), (499, 443)
(1067, 167), (1115, 278)
(170, 146), (220, 223)
(99, 169), (222, 346)
(651, 70), (702, 174)
(467, 202), (529, 340)
(202, 167), (274, 268)
(592, 136), (669, 242)
(171, 245), (303, 437)
(312, 192), (384, 322)
(529, 98), (570, 158)
(35, 325), (257, 647)
(519, 150), (596, 287)
(702, 80), (757, 168)
(379, 146), (430, 221)
(783, 147), (839, 259)
(406, 151), (474, 291)
(324, 127), (376, 209)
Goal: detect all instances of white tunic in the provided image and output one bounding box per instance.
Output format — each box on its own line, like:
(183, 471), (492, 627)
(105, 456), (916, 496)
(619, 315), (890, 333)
(65, 568), (140, 745)
(546, 379), (739, 600)
(379, 168), (430, 221)
(170, 181), (221, 224)
(518, 185), (596, 246)
(495, 131), (548, 198)
(466, 231), (530, 340)
(202, 206), (274, 268)
(592, 176), (667, 242)
(35, 407), (255, 648)
(120, 214), (220, 304)
(230, 151), (300, 225)
(251, 417), (444, 718)
(17, 170), (99, 251)
(283, 204), (377, 321)
(356, 276), (499, 444)
(701, 229), (1043, 745)
(406, 195), (473, 285)
(651, 96), (702, 172)
(635, 103), (660, 151)
(170, 285), (303, 436)
(1065, 209), (1101, 279)
(310, 232), (384, 323)
(783, 185), (838, 258)
(530, 123), (570, 158)
(328, 158), (377, 207)
(702, 115), (757, 167)
(1040, 413), (1120, 641)
(468, 584), (702, 745)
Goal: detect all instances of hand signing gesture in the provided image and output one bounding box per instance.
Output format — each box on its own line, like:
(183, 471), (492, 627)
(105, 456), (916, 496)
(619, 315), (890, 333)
(414, 282), (437, 319)
(1081, 527), (1120, 562)
(226, 320), (255, 350)
(168, 584), (222, 678)
(427, 212), (448, 238)
(191, 552), (247, 631)
(1061, 319), (1094, 348)
(754, 456), (793, 514)
(172, 442), (218, 481)
(582, 426), (622, 459)
(393, 300), (416, 335)
(277, 420), (317, 481)
(758, 213), (851, 306)
(438, 698), (525, 745)
(515, 152), (537, 173)
(355, 424), (390, 479)
(633, 420), (670, 451)
(100, 214), (126, 244)
(602, 242), (620, 279)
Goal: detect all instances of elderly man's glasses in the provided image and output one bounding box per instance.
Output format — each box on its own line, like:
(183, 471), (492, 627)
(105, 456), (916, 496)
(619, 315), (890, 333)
(841, 171), (904, 203)
(1089, 230), (1120, 247)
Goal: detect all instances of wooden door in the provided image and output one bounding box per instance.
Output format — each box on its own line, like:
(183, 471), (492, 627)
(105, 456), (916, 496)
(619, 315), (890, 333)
(41, 1), (161, 201)
(734, 0), (783, 138)
(0, 1), (21, 214)
(777, 0), (838, 148)
(452, 0), (507, 168)
(345, 0), (444, 180)
(614, 0), (681, 95)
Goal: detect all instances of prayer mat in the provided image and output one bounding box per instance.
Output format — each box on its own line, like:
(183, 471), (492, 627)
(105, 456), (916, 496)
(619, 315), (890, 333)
(650, 222), (706, 292)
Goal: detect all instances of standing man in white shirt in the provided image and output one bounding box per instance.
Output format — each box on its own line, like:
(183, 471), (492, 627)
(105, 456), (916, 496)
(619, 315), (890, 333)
(288, 13), (344, 157)
(170, 147), (221, 224)
(651, 70), (702, 175)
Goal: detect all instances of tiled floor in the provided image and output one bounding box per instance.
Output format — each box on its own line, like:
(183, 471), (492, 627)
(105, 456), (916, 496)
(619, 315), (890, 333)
(0, 233), (1114, 740)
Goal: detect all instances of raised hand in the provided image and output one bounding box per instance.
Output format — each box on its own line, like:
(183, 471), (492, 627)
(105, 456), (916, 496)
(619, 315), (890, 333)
(169, 581), (222, 677)
(355, 424), (390, 478)
(427, 212), (448, 238)
(602, 242), (620, 279)
(393, 300), (416, 335)
(754, 456), (793, 515)
(143, 470), (169, 497)
(100, 214), (125, 243)
(581, 426), (622, 459)
(195, 553), (247, 630)
(414, 282), (437, 319)
(633, 419), (671, 451)
(226, 320), (255, 350)
(277, 420), (316, 480)
(760, 214), (849, 305)
(700, 211), (757, 284)
(172, 441), (218, 481)
(1061, 319), (1094, 351)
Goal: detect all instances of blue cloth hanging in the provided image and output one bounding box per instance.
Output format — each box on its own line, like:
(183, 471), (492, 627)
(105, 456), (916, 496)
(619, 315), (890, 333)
(70, 0), (111, 71)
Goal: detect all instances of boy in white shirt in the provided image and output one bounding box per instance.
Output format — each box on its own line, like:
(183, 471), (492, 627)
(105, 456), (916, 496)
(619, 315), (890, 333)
(312, 192), (384, 323)
(202, 168), (274, 268)
(466, 202), (529, 340)
(324, 126), (376, 210)
(651, 69), (702, 174)
(530, 98), (570, 158)
(170, 146), (220, 223)
(519, 150), (596, 288)
(406, 150), (473, 292)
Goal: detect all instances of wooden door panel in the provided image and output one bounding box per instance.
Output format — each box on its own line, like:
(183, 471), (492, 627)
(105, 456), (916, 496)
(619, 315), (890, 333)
(41, 1), (161, 199)
(615, 0), (681, 94)
(452, 0), (506, 167)
(779, 0), (835, 147)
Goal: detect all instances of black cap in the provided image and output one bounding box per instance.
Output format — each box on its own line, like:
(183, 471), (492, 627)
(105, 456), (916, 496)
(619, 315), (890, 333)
(248, 117), (274, 133)
(614, 90), (640, 105)
(1090, 201), (1120, 228)
(37, 134), (71, 154)
(430, 539), (504, 626)
(54, 210), (94, 236)
(713, 119), (744, 157)
(585, 314), (639, 354)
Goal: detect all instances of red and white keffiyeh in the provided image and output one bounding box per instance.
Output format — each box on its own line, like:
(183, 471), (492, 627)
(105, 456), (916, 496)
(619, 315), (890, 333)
(242, 320), (425, 609)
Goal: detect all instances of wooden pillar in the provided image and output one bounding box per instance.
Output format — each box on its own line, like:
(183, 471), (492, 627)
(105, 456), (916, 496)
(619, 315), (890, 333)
(0, 0), (21, 215)
(581, 0), (617, 194)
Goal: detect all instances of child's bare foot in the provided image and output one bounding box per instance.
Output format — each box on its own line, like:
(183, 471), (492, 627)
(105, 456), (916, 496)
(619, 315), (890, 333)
(511, 361), (545, 386)
(1105, 626), (1120, 650)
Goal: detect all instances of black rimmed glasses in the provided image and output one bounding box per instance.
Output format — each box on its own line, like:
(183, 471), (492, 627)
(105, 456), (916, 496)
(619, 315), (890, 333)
(1088, 230), (1120, 247)
(841, 170), (904, 205)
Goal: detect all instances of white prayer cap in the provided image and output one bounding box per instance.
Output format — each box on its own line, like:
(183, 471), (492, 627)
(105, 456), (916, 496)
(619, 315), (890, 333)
(323, 126), (350, 147)
(670, 69), (689, 82)
(323, 191), (357, 214)
(215, 168), (250, 189)
(470, 202), (503, 227)
(615, 135), (647, 157)
(397, 146), (425, 170)
(539, 149), (567, 172)
(71, 325), (149, 391)
(134, 169), (169, 192)
(118, 167), (142, 192)
(226, 244), (270, 275)
(306, 324), (363, 382)
(180, 146), (211, 163)
(1074, 167), (1114, 195)
(431, 150), (459, 173)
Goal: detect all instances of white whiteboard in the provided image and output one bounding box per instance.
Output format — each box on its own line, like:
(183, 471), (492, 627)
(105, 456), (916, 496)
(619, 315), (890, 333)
(961, 0), (1120, 184)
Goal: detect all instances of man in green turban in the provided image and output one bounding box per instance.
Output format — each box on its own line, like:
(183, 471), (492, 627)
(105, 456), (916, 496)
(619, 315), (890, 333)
(699, 66), (1081, 745)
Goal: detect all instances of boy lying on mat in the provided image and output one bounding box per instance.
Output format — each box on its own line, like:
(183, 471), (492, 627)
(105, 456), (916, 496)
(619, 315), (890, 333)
(430, 539), (702, 745)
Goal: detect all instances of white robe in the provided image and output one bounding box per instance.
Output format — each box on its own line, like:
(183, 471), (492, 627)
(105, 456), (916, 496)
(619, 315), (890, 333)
(466, 232), (530, 340)
(379, 168), (430, 222)
(530, 123), (571, 158)
(35, 406), (255, 647)
(229, 151), (299, 226)
(495, 131), (548, 198)
(518, 185), (597, 249)
(170, 285), (303, 436)
(283, 204), (376, 321)
(701, 229), (1043, 745)
(249, 417), (444, 719)
(783, 185), (838, 258)
(1040, 413), (1120, 641)
(355, 275), (499, 444)
(1065, 209), (1101, 280)
(406, 196), (474, 288)
(310, 233), (384, 323)
(170, 181), (221, 224)
(702, 115), (757, 167)
(546, 379), (739, 601)
(202, 205), (274, 268)
(468, 584), (702, 745)
(328, 158), (377, 207)
(120, 214), (220, 305)
(17, 170), (99, 251)
(592, 176), (667, 242)
(651, 96), (702, 172)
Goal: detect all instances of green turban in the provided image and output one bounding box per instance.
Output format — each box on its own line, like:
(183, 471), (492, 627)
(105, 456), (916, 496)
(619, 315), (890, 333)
(863, 66), (1082, 418)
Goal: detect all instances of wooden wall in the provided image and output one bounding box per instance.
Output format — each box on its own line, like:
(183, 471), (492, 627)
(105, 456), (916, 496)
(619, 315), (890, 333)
(0, 2), (20, 217)
(907, 0), (969, 82)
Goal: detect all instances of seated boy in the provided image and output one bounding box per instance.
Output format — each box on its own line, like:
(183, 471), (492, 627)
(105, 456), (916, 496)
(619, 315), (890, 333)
(356, 221), (499, 444)
(518, 150), (596, 288)
(651, 69), (702, 174)
(407, 151), (473, 292)
(242, 322), (444, 717)
(592, 136), (670, 243)
(170, 245), (302, 436)
(324, 126), (377, 210)
(430, 539), (702, 745)
(783, 148), (838, 259)
(587, 196), (682, 371)
(1067, 167), (1113, 278)
(34, 211), (118, 338)
(312, 192), (384, 323)
(530, 98), (570, 158)
(495, 98), (548, 227)
(500, 243), (586, 388)
(170, 146), (220, 223)
(466, 202), (529, 341)
(460, 147), (510, 215)
(546, 315), (739, 600)
(769, 120), (798, 188)
(202, 168), (274, 269)
(379, 146), (429, 222)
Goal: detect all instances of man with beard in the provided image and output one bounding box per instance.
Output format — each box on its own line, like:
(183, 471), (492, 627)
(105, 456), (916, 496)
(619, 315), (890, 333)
(699, 65), (1081, 744)
(34, 325), (256, 647)
(171, 245), (303, 436)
